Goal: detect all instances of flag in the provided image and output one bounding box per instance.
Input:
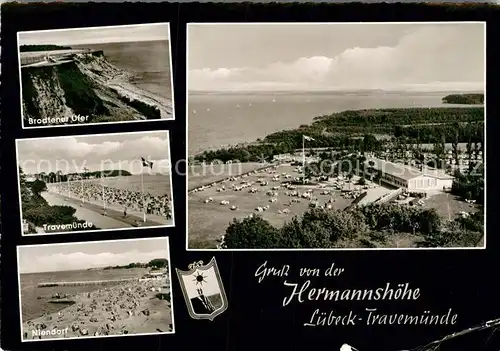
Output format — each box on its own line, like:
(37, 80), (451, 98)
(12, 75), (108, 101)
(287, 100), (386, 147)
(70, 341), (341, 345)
(303, 135), (315, 141)
(141, 157), (154, 169)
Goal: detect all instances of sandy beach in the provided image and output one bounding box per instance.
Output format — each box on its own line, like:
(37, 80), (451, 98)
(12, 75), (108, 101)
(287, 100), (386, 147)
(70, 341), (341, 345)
(22, 276), (173, 340)
(108, 75), (173, 119)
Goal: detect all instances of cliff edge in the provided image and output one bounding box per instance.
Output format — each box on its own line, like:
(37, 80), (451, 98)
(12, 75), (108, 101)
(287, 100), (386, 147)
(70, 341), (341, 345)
(21, 51), (173, 125)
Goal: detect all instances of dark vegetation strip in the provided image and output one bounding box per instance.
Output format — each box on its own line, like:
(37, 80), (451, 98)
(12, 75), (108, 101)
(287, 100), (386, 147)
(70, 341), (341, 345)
(223, 203), (484, 250)
(19, 168), (99, 234)
(20, 44), (72, 52)
(195, 106), (484, 164)
(442, 93), (484, 105)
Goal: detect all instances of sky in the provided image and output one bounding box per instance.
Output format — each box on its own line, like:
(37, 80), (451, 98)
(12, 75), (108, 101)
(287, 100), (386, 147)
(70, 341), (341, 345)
(18, 22), (170, 46)
(17, 131), (171, 175)
(180, 266), (222, 299)
(18, 238), (170, 274)
(188, 22), (485, 92)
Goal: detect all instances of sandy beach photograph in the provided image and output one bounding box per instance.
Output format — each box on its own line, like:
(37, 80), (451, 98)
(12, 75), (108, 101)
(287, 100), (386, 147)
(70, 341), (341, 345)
(18, 237), (175, 341)
(16, 130), (174, 236)
(18, 22), (175, 128)
(187, 22), (485, 250)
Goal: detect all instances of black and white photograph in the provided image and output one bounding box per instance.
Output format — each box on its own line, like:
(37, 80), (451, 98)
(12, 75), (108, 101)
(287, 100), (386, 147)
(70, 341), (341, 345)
(16, 130), (174, 235)
(187, 22), (486, 250)
(17, 237), (175, 341)
(18, 22), (175, 129)
(176, 258), (228, 321)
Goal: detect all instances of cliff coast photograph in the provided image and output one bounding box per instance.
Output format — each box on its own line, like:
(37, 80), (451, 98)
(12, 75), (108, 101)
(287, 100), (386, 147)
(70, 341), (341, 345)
(187, 22), (485, 250)
(17, 23), (175, 128)
(18, 237), (175, 341)
(16, 130), (174, 235)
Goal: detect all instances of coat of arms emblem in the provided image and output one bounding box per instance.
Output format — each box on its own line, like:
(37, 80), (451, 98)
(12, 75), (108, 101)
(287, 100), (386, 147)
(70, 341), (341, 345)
(176, 257), (228, 320)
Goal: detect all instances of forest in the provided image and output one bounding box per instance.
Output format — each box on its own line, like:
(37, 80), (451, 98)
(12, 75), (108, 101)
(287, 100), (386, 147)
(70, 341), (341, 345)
(19, 44), (73, 52)
(195, 106), (484, 164)
(442, 93), (484, 105)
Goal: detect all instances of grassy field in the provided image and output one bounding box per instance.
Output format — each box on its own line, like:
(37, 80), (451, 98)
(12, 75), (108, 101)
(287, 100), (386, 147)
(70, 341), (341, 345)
(188, 162), (269, 190)
(423, 192), (480, 221)
(188, 164), (353, 249)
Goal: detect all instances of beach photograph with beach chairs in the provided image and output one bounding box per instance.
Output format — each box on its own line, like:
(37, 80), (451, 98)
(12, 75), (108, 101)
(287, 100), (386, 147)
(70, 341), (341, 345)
(16, 130), (174, 236)
(17, 22), (175, 129)
(17, 237), (175, 341)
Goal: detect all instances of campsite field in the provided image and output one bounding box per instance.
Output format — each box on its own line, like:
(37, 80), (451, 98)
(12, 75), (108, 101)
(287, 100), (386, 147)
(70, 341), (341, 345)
(188, 162), (268, 190)
(188, 164), (353, 249)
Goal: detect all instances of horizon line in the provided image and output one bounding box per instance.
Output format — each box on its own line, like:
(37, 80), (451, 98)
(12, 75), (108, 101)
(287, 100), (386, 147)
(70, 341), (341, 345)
(20, 261), (169, 275)
(189, 89), (485, 93)
(19, 38), (169, 47)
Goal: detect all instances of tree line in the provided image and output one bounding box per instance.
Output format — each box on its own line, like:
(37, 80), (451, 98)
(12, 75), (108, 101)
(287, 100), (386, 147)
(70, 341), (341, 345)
(103, 258), (169, 270)
(223, 204), (483, 249)
(442, 93), (484, 105)
(313, 107), (483, 127)
(20, 44), (73, 52)
(451, 166), (485, 203)
(394, 121), (484, 144)
(35, 169), (132, 183)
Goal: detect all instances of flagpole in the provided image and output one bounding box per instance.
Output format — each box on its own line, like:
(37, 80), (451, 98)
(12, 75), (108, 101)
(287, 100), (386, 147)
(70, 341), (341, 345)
(81, 173), (84, 204)
(302, 135), (305, 185)
(81, 167), (89, 204)
(141, 170), (146, 222)
(101, 173), (106, 212)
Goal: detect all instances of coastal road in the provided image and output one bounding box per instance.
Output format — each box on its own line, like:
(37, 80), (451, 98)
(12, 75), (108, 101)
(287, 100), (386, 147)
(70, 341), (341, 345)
(42, 192), (170, 229)
(22, 59), (73, 68)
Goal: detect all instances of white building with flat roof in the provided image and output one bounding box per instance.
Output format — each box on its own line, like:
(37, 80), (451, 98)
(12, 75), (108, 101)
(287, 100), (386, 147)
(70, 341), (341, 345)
(365, 159), (454, 191)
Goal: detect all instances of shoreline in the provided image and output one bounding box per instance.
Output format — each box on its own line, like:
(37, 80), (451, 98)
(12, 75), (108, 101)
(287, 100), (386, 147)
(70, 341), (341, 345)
(22, 277), (172, 339)
(78, 54), (173, 120)
(188, 103), (484, 157)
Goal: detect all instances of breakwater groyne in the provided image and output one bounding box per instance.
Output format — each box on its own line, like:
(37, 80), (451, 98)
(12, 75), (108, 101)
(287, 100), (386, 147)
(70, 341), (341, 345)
(37, 278), (138, 288)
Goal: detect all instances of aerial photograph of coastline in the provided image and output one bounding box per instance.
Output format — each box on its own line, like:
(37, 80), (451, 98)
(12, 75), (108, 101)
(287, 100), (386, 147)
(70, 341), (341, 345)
(187, 22), (485, 250)
(17, 131), (174, 235)
(18, 237), (174, 341)
(18, 22), (174, 128)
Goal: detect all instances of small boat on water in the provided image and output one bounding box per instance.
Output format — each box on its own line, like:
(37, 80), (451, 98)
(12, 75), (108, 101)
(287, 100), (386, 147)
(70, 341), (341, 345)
(272, 98), (276, 103)
(207, 108), (210, 112)
(236, 104), (241, 108)
(249, 103), (252, 107)
(193, 110), (197, 114)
